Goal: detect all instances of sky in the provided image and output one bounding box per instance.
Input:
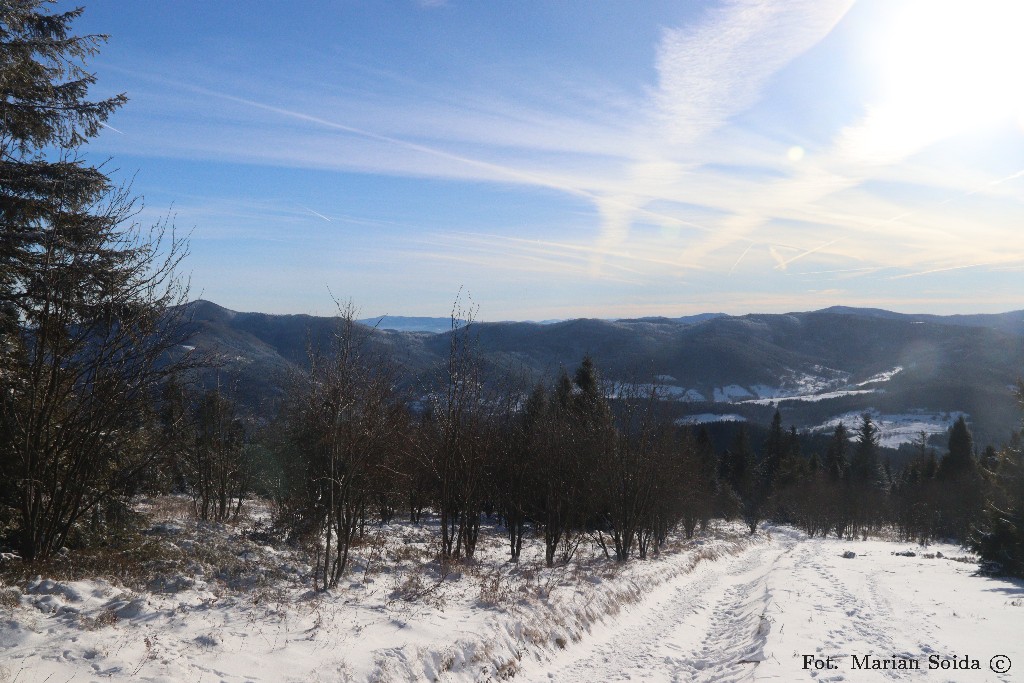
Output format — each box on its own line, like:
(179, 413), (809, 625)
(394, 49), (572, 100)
(67, 0), (1024, 320)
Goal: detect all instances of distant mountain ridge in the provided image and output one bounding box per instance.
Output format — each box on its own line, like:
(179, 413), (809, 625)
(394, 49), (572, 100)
(357, 316), (455, 334)
(357, 315), (569, 333)
(816, 306), (1024, 336)
(177, 300), (1024, 447)
(359, 313), (726, 333)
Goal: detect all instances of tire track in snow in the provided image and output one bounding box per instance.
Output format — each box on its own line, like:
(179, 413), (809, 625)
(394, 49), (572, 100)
(519, 534), (795, 683)
(674, 534), (798, 682)
(789, 545), (956, 680)
(757, 536), (984, 682)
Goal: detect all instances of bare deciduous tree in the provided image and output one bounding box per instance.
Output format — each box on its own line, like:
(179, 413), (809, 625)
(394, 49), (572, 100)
(276, 301), (402, 588)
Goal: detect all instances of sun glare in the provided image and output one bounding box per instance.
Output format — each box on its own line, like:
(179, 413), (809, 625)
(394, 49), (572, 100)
(874, 0), (1024, 138)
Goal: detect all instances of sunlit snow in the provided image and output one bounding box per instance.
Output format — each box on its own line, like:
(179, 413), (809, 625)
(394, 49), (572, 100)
(675, 413), (747, 425)
(3, 514), (1020, 682)
(813, 409), (968, 447)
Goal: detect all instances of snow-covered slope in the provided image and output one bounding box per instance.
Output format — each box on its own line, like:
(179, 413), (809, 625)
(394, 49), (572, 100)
(0, 505), (756, 682)
(520, 529), (1022, 682)
(2, 507), (1021, 682)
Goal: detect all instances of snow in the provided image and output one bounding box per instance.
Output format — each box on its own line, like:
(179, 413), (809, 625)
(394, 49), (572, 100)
(0, 506), (754, 683)
(659, 386), (706, 402)
(609, 384), (705, 402)
(714, 385), (755, 402)
(814, 410), (968, 447)
(644, 384), (705, 402)
(675, 413), (748, 425)
(3, 510), (1021, 682)
(517, 528), (1022, 682)
(742, 388), (878, 406)
(749, 383), (787, 399)
(855, 366), (904, 386)
(707, 367), (902, 408)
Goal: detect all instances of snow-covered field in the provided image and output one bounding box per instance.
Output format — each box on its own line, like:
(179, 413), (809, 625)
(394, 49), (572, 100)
(2, 504), (1021, 682)
(741, 388), (879, 406)
(814, 410), (969, 448)
(675, 413), (747, 425)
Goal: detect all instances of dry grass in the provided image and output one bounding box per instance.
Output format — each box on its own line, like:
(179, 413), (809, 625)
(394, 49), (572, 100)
(139, 495), (194, 522)
(495, 656), (520, 680)
(476, 572), (515, 608)
(0, 586), (20, 609)
(79, 607), (119, 630)
(0, 533), (175, 590)
(0, 495), (307, 599)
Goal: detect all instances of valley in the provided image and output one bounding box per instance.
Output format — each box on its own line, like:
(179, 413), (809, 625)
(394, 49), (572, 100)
(181, 301), (1024, 448)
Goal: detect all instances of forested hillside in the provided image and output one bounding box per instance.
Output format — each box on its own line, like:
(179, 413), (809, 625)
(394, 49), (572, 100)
(178, 299), (1024, 447)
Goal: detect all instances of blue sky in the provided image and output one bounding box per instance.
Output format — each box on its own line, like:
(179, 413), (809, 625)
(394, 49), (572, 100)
(70, 0), (1024, 319)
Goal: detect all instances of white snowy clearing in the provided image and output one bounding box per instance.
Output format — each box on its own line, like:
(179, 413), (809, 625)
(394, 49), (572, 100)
(1, 505), (1022, 683)
(675, 413), (747, 425)
(612, 367), (907, 414)
(813, 410), (969, 448)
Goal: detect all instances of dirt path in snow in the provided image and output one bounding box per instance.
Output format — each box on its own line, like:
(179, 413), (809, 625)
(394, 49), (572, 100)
(516, 529), (1011, 683)
(516, 531), (797, 683)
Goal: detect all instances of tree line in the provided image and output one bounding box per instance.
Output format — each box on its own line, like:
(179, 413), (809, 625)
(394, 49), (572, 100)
(104, 300), (1024, 588)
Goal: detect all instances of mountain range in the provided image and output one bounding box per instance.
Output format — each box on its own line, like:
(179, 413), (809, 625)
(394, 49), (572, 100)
(177, 300), (1024, 449)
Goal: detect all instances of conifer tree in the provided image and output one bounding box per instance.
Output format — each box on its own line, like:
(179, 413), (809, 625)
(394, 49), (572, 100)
(825, 423), (849, 481)
(770, 424), (805, 523)
(762, 409), (785, 489)
(850, 414), (882, 486)
(824, 423), (851, 537)
(1, 1), (191, 561)
(974, 444), (1024, 576)
(935, 415), (984, 541)
(807, 450), (820, 475)
(189, 387), (248, 522)
(849, 414), (887, 535)
(974, 383), (1024, 576)
(939, 415), (975, 479)
(722, 425), (765, 534)
(694, 425), (719, 531)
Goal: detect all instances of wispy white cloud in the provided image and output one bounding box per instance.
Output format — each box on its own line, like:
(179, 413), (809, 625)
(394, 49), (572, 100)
(654, 0), (855, 145)
(587, 0), (855, 271)
(887, 259), (1023, 280)
(96, 1), (1024, 316)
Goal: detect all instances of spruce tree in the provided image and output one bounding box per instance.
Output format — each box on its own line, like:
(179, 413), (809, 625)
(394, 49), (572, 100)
(824, 423), (849, 481)
(694, 425), (718, 531)
(807, 451), (821, 475)
(0, 2), (191, 561)
(939, 415), (975, 479)
(974, 384), (1024, 576)
(824, 423), (852, 537)
(762, 409), (785, 490)
(974, 444), (1024, 576)
(850, 413), (882, 486)
(848, 414), (887, 535)
(934, 415), (984, 541)
(1, 3), (126, 336)
(722, 425), (765, 534)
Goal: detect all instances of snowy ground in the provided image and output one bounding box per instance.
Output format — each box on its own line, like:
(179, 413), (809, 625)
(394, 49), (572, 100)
(523, 528), (1023, 682)
(1, 504), (1022, 682)
(813, 410), (968, 448)
(675, 413), (747, 426)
